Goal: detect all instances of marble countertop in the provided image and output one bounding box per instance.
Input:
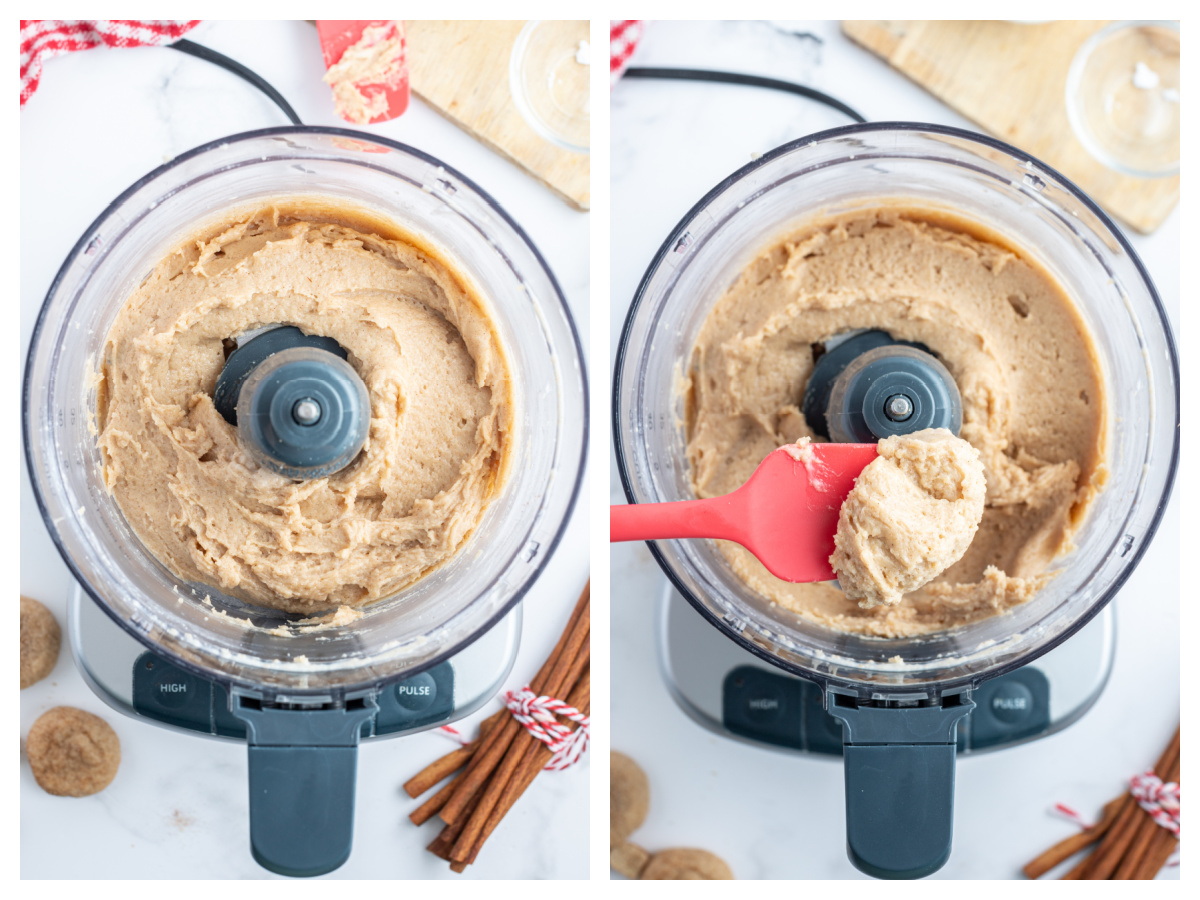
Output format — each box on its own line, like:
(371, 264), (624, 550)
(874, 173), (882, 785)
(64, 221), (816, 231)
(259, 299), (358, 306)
(610, 20), (1179, 881)
(20, 20), (589, 880)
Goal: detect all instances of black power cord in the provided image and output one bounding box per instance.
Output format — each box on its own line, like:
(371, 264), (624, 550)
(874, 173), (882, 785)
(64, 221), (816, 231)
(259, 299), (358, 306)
(169, 38), (302, 125)
(163, 51), (864, 135)
(623, 66), (866, 124)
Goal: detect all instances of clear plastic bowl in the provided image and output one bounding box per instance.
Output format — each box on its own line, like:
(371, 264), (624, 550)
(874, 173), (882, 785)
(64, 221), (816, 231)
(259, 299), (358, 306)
(614, 123), (1177, 696)
(25, 127), (587, 693)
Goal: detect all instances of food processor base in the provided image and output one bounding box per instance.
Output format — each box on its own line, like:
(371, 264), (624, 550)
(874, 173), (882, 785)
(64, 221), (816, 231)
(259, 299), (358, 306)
(67, 584), (521, 875)
(658, 582), (1114, 757)
(70, 584), (521, 744)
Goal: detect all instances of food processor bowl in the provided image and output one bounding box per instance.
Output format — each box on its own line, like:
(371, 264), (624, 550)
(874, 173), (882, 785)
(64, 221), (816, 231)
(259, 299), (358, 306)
(27, 127), (586, 694)
(613, 123), (1177, 877)
(25, 127), (587, 876)
(25, 127), (588, 696)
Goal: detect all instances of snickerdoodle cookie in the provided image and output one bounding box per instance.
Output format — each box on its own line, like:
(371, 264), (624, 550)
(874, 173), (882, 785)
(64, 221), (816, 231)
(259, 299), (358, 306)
(26, 707), (121, 797)
(20, 595), (60, 689)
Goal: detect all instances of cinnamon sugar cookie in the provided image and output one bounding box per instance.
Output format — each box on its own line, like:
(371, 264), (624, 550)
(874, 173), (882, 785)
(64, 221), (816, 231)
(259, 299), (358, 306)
(26, 707), (121, 797)
(641, 847), (734, 880)
(20, 595), (61, 689)
(610, 751), (650, 846)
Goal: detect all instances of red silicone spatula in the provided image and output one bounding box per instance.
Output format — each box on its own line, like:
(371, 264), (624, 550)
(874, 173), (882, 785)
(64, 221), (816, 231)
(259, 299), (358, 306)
(611, 443), (879, 583)
(316, 20), (409, 124)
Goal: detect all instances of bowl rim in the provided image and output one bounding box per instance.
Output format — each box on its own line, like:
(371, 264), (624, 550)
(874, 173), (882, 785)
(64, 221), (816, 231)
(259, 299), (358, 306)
(23, 125), (589, 694)
(612, 120), (1178, 694)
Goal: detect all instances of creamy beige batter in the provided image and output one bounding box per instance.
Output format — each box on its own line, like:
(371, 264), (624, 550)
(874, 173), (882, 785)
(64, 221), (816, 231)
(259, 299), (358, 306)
(97, 201), (512, 613)
(685, 208), (1105, 637)
(830, 429), (985, 609)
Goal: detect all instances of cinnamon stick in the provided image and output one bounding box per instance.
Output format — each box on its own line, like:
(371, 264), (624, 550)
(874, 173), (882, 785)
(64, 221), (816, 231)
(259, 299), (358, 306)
(1078, 796), (1141, 878)
(1061, 854), (1089, 879)
(408, 682), (572, 825)
(1156, 728), (1181, 780)
(443, 591), (589, 827)
(1114, 801), (1163, 879)
(428, 788), (482, 859)
(1133, 825), (1178, 880)
(1081, 728), (1178, 879)
(438, 584), (589, 825)
(405, 747), (474, 798)
(404, 709), (506, 798)
(451, 672), (592, 868)
(406, 579), (592, 873)
(426, 832), (451, 860)
(1022, 796), (1122, 878)
(448, 620), (590, 862)
(1119, 744), (1180, 880)
(461, 669), (592, 865)
(436, 717), (521, 823)
(410, 773), (463, 826)
(472, 692), (593, 865)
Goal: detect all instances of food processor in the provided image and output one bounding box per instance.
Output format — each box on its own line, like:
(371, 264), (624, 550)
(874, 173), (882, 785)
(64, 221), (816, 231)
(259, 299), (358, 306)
(24, 127), (587, 877)
(613, 123), (1177, 879)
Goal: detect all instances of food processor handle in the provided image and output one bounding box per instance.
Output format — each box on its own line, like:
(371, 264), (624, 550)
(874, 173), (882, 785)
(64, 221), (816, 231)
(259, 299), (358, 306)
(232, 690), (379, 878)
(827, 691), (975, 880)
(245, 745), (361, 876)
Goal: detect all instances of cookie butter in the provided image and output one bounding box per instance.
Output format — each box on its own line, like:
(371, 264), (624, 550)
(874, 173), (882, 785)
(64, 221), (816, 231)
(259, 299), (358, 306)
(96, 201), (512, 613)
(831, 429), (986, 609)
(684, 208), (1105, 637)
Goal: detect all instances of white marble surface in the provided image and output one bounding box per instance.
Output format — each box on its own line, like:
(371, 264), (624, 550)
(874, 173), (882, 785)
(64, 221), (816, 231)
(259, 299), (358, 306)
(610, 20), (1179, 880)
(20, 20), (589, 880)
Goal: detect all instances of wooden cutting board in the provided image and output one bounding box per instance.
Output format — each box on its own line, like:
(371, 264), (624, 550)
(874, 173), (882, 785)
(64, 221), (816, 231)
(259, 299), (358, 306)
(405, 20), (589, 211)
(842, 20), (1178, 234)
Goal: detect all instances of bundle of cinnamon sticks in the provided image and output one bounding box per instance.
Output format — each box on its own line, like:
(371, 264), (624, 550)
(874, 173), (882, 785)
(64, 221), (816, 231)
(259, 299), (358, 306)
(403, 581), (591, 872)
(1023, 725), (1179, 880)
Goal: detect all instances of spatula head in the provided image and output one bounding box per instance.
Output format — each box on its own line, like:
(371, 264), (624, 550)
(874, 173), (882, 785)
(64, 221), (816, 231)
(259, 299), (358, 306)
(733, 443), (878, 583)
(317, 20), (410, 124)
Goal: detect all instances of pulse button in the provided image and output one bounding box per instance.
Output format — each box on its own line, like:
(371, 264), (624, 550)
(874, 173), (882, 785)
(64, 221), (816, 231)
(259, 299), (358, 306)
(967, 667), (1050, 749)
(988, 681), (1034, 724)
(395, 672), (438, 711)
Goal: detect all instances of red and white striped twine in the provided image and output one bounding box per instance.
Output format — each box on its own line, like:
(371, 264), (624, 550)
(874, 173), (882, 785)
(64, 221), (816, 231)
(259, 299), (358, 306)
(437, 690), (589, 770)
(20, 20), (200, 106)
(1129, 770), (1180, 838)
(436, 723), (472, 746)
(503, 687), (590, 771)
(1053, 772), (1180, 867)
(1052, 802), (1096, 830)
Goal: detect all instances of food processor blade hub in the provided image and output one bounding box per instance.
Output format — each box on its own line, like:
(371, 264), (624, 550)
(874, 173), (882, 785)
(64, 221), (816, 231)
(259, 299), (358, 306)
(214, 325), (370, 479)
(803, 329), (963, 442)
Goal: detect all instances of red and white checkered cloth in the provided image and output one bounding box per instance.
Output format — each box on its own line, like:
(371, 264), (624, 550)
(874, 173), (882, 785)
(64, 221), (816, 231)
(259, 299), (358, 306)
(610, 20), (643, 88)
(20, 20), (200, 106)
